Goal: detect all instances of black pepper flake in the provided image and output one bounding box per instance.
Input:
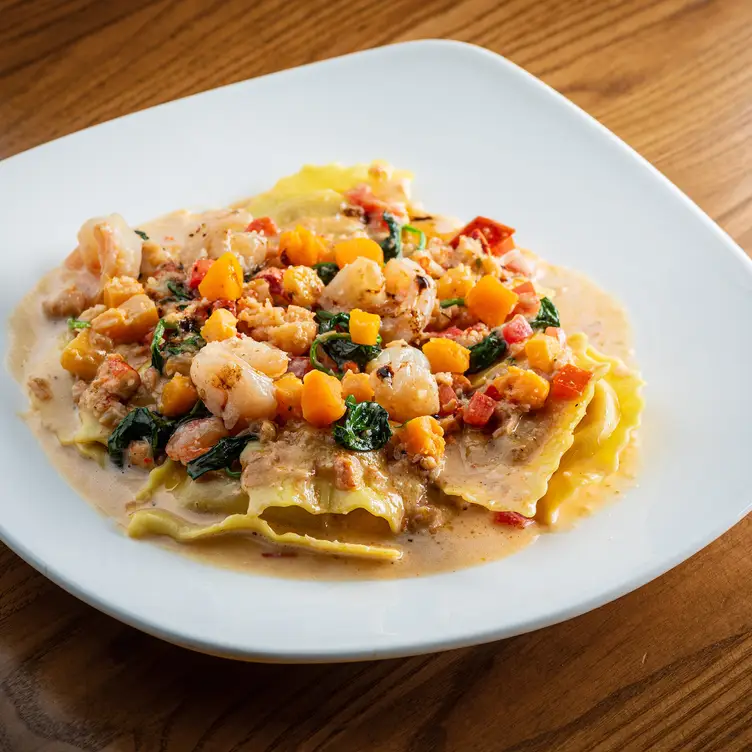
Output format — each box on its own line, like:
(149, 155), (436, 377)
(376, 365), (393, 380)
(416, 275), (430, 290)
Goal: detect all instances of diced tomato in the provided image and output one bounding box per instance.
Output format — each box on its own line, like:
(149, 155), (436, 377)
(211, 299), (237, 316)
(189, 258), (214, 289)
(254, 267), (284, 296)
(484, 383), (502, 401)
(551, 364), (592, 400)
(492, 511), (535, 529)
(429, 326), (464, 341)
(512, 281), (535, 295)
(463, 391), (497, 427)
(438, 383), (459, 415)
(450, 216), (516, 255)
(246, 217), (279, 236)
(502, 314), (533, 344)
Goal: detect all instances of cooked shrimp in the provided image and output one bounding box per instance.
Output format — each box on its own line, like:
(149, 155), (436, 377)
(75, 214), (143, 281)
(190, 339), (279, 429)
(221, 335), (289, 378)
(179, 209), (255, 269)
(317, 257), (387, 312)
(379, 258), (437, 343)
(367, 342), (439, 422)
(166, 417), (229, 464)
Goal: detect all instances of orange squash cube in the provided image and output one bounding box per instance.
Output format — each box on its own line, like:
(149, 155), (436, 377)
(422, 338), (471, 373)
(334, 237), (384, 268)
(279, 226), (327, 266)
(349, 309), (381, 345)
(90, 294), (159, 344)
(274, 373), (304, 420)
(524, 333), (561, 372)
(198, 252), (243, 301)
(60, 329), (111, 380)
(341, 371), (375, 402)
(201, 308), (238, 342)
(466, 275), (518, 327)
(491, 366), (550, 410)
(103, 276), (144, 308)
(159, 374), (199, 417)
(301, 370), (347, 427)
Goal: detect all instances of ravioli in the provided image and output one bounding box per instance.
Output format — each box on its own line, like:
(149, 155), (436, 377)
(437, 337), (609, 517)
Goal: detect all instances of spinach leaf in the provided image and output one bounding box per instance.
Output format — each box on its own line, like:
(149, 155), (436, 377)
(135, 230), (149, 241)
(310, 328), (381, 376)
(333, 396), (392, 451)
(440, 298), (465, 309)
(402, 224), (426, 251)
(165, 333), (205, 357)
(107, 407), (174, 467)
(151, 318), (179, 373)
(186, 435), (258, 479)
(315, 310), (350, 334)
(312, 262), (339, 285)
(166, 280), (192, 301)
(530, 297), (560, 330)
(380, 212), (402, 261)
(467, 332), (508, 374)
(67, 318), (91, 330)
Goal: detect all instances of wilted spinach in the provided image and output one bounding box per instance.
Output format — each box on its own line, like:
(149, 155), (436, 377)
(150, 318), (178, 373)
(402, 224), (426, 251)
(380, 212), (402, 261)
(467, 332), (508, 374)
(135, 230), (149, 241)
(186, 435), (258, 479)
(107, 407), (175, 467)
(166, 280), (192, 301)
(530, 297), (560, 330)
(440, 298), (465, 308)
(67, 318), (91, 330)
(312, 262), (339, 285)
(333, 396), (392, 451)
(310, 312), (382, 376)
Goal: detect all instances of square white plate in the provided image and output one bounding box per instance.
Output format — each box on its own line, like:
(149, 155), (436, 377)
(1, 40), (750, 662)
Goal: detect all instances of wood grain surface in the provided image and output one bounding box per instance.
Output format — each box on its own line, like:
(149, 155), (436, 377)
(1, 0), (751, 750)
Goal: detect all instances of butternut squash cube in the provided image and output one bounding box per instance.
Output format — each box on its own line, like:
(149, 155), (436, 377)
(466, 275), (518, 327)
(524, 333), (560, 373)
(422, 338), (471, 373)
(60, 329), (110, 380)
(301, 370), (346, 427)
(492, 366), (550, 410)
(274, 373), (304, 420)
(90, 294), (159, 344)
(159, 374), (199, 417)
(200, 308), (238, 342)
(349, 309), (381, 346)
(198, 252), (243, 301)
(341, 371), (375, 402)
(103, 276), (144, 308)
(334, 237), (384, 268)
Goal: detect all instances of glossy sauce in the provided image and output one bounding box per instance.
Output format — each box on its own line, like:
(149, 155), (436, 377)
(8, 261), (639, 580)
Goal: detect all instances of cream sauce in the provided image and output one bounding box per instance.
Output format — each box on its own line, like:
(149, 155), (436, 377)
(8, 261), (639, 581)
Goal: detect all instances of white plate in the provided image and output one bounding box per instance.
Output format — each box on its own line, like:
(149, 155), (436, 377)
(1, 40), (750, 662)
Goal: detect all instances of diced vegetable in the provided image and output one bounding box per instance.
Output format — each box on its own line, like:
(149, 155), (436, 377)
(189, 258), (214, 289)
(200, 308), (238, 342)
(103, 276), (144, 308)
(159, 374), (199, 417)
(450, 216), (515, 255)
(246, 216), (279, 235)
(501, 314), (533, 344)
(198, 252), (243, 301)
(466, 275), (518, 327)
(398, 416), (445, 464)
(530, 297), (561, 330)
(60, 328), (109, 380)
(438, 383), (459, 415)
(349, 309), (381, 346)
(274, 373), (304, 420)
(551, 364), (592, 400)
(333, 396), (392, 451)
(492, 511), (534, 529)
(422, 338), (471, 374)
(491, 366), (550, 410)
(301, 370), (347, 427)
(342, 371), (375, 403)
(436, 265), (475, 300)
(467, 331), (508, 374)
(463, 391), (497, 427)
(91, 294), (159, 344)
(334, 237), (384, 268)
(279, 225), (327, 266)
(524, 333), (560, 372)
(282, 265), (324, 308)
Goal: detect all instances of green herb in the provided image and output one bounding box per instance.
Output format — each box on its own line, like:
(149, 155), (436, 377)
(67, 318), (91, 330)
(165, 333), (205, 357)
(107, 407), (174, 467)
(166, 280), (192, 301)
(467, 332), (508, 374)
(312, 262), (339, 285)
(315, 310), (350, 334)
(310, 329), (381, 376)
(440, 298), (465, 308)
(135, 230), (149, 241)
(333, 396), (392, 451)
(150, 318), (178, 373)
(530, 297), (560, 330)
(380, 212), (402, 261)
(224, 467), (242, 479)
(402, 224), (426, 251)
(186, 435), (258, 480)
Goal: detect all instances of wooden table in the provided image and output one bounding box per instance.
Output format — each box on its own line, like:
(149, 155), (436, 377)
(1, 1), (750, 749)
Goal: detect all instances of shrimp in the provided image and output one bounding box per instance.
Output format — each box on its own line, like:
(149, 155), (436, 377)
(367, 342), (439, 422)
(179, 209), (258, 269)
(317, 256), (387, 312)
(75, 214), (143, 281)
(379, 258), (437, 343)
(190, 337), (282, 429)
(166, 417), (229, 464)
